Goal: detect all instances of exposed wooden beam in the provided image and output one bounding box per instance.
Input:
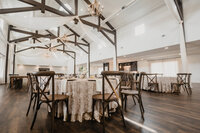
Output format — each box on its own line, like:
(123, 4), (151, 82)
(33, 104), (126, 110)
(11, 28), (51, 38)
(63, 24), (89, 44)
(67, 40), (89, 47)
(41, 0), (45, 13)
(0, 7), (40, 14)
(76, 44), (88, 54)
(5, 25), (11, 83)
(83, 0), (115, 30)
(79, 14), (91, 19)
(54, 0), (73, 15)
(100, 30), (115, 45)
(15, 47), (33, 53)
(80, 19), (115, 34)
(19, 0), (72, 16)
(174, 0), (183, 20)
(9, 35), (33, 43)
(75, 0), (78, 15)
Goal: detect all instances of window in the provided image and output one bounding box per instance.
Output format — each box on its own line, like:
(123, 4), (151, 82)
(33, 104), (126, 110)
(135, 24), (145, 36)
(150, 59), (178, 77)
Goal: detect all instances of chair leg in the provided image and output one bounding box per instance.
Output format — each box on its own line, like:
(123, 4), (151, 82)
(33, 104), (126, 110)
(116, 101), (126, 127)
(139, 95), (145, 113)
(92, 99), (96, 120)
(33, 95), (37, 110)
(30, 103), (40, 130)
(121, 94), (124, 110)
(125, 95), (127, 112)
(184, 85), (190, 95)
(132, 96), (136, 105)
(138, 96), (144, 120)
(26, 94), (33, 116)
(107, 103), (110, 118)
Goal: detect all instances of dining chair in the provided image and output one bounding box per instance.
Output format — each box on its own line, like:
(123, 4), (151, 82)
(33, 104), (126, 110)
(146, 73), (159, 92)
(26, 73), (50, 116)
(92, 71), (126, 133)
(171, 73), (192, 95)
(29, 71), (69, 132)
(120, 72), (145, 120)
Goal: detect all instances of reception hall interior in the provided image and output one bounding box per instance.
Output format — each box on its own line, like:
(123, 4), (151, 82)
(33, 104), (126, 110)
(0, 0), (200, 133)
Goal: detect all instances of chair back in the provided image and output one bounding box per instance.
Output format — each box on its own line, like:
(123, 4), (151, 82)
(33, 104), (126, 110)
(101, 71), (124, 105)
(177, 73), (192, 84)
(27, 73), (37, 93)
(146, 73), (158, 84)
(127, 72), (145, 94)
(121, 72), (134, 87)
(33, 71), (55, 102)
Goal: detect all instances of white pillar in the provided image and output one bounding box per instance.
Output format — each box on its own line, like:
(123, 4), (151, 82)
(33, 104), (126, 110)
(179, 22), (188, 72)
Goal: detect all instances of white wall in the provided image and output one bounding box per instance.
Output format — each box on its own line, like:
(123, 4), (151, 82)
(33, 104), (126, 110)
(16, 64), (67, 75)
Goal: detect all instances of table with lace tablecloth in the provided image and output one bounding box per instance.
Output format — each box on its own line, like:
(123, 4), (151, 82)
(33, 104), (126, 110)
(142, 76), (177, 93)
(53, 78), (118, 122)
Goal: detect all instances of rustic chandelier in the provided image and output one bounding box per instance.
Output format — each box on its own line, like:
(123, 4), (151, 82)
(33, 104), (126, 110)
(59, 34), (68, 43)
(88, 0), (104, 16)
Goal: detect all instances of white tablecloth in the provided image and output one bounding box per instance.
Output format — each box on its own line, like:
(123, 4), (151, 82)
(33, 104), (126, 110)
(142, 76), (177, 93)
(53, 78), (118, 122)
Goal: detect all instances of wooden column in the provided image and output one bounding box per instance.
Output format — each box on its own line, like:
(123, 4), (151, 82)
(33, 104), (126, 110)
(87, 44), (90, 77)
(113, 31), (118, 71)
(74, 53), (76, 75)
(12, 44), (16, 74)
(5, 25), (11, 83)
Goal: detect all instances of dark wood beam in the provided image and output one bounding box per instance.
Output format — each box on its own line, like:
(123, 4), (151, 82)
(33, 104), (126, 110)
(174, 0), (183, 20)
(41, 0), (45, 13)
(19, 0), (72, 16)
(0, 7), (40, 14)
(75, 0), (78, 15)
(80, 19), (115, 34)
(63, 24), (89, 44)
(76, 45), (88, 54)
(15, 47), (33, 53)
(54, 0), (73, 15)
(13, 45), (16, 74)
(9, 35), (33, 43)
(79, 14), (91, 19)
(83, 0), (115, 30)
(11, 28), (51, 38)
(67, 40), (89, 47)
(100, 30), (115, 45)
(5, 25), (11, 83)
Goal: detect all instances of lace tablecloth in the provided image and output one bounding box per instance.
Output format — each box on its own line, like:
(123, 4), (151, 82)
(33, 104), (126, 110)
(53, 78), (118, 122)
(142, 76), (177, 93)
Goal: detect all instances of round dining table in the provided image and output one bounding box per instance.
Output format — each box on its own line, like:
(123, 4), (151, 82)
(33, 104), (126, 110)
(53, 78), (118, 122)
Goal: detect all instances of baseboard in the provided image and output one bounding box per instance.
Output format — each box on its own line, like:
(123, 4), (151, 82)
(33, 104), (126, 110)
(192, 83), (200, 88)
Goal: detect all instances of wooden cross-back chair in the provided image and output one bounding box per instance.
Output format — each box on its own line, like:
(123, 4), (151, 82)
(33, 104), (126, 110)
(26, 73), (50, 117)
(171, 73), (192, 95)
(29, 71), (69, 132)
(121, 72), (145, 120)
(146, 73), (159, 92)
(92, 71), (126, 133)
(120, 72), (145, 120)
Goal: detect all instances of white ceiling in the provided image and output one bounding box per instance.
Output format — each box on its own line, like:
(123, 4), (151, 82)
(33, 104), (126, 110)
(0, 0), (166, 30)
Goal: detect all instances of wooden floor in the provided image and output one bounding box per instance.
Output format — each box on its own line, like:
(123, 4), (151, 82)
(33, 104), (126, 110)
(0, 85), (200, 133)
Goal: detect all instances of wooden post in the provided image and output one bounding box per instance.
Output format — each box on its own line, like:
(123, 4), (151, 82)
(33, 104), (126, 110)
(87, 44), (90, 77)
(113, 31), (118, 71)
(5, 25), (11, 83)
(13, 44), (16, 74)
(74, 53), (76, 75)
